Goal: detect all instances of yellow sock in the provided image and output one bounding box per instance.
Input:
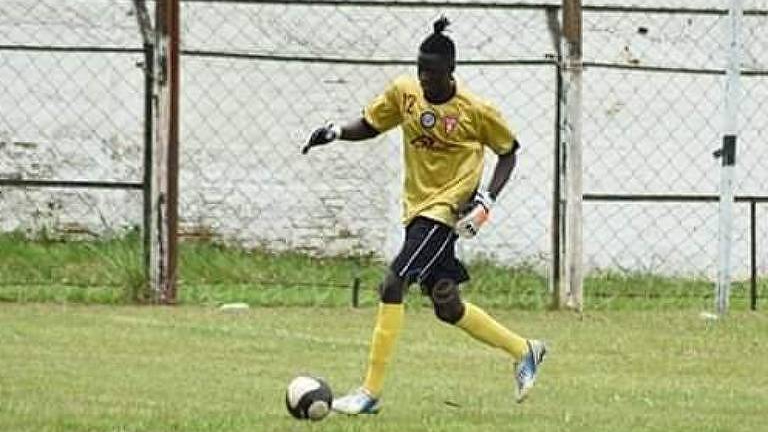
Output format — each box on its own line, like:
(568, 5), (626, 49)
(362, 302), (404, 396)
(456, 302), (528, 360)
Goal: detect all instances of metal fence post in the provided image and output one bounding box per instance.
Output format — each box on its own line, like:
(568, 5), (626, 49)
(562, 0), (584, 311)
(715, 0), (744, 316)
(750, 200), (757, 310)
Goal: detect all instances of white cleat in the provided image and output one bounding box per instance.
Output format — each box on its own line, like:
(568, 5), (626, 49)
(515, 339), (547, 403)
(331, 387), (381, 415)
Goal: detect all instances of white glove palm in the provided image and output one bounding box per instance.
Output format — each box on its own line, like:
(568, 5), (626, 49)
(455, 190), (495, 239)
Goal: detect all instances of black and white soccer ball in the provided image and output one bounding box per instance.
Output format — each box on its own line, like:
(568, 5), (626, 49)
(285, 375), (333, 421)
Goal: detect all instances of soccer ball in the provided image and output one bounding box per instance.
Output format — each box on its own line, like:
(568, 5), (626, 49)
(284, 375), (333, 421)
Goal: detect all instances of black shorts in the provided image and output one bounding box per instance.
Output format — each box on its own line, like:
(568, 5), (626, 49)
(389, 216), (470, 292)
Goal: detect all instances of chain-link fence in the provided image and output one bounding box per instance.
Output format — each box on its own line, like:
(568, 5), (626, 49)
(179, 1), (767, 305)
(180, 1), (557, 261)
(2, 0), (766, 306)
(177, 1), (560, 304)
(0, 1), (148, 299)
(579, 6), (768, 305)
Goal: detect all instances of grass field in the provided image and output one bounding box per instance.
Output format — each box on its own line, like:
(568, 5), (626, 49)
(1, 303), (766, 432)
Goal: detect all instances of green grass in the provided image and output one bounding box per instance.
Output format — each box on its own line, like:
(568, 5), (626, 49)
(0, 233), (765, 309)
(0, 304), (766, 432)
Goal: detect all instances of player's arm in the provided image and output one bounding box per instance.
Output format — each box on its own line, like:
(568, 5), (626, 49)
(303, 77), (403, 154)
(486, 140), (520, 199)
(301, 118), (379, 154)
(455, 98), (519, 239)
(457, 140), (519, 216)
(455, 142), (519, 239)
(341, 118), (380, 141)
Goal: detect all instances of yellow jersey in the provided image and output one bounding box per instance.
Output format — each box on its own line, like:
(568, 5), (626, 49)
(363, 75), (516, 226)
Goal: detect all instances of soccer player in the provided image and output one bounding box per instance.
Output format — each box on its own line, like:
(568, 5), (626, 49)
(302, 17), (547, 415)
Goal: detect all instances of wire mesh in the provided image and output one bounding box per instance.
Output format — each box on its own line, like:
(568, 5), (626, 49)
(0, 0), (146, 294)
(179, 1), (558, 266)
(2, 0), (766, 306)
(580, 7), (768, 289)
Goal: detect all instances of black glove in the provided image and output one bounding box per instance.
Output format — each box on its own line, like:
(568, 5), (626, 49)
(301, 123), (341, 154)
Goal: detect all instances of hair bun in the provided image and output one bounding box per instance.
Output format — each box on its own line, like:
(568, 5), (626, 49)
(433, 16), (450, 34)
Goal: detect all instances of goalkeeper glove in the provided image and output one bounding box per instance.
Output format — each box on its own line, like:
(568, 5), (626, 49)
(302, 122), (341, 154)
(455, 190), (495, 239)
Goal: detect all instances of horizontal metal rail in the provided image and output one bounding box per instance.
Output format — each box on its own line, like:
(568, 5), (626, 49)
(0, 45), (142, 54)
(0, 179), (143, 190)
(179, 0), (768, 16)
(584, 193), (768, 203)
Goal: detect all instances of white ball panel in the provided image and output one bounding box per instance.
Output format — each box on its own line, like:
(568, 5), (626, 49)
(286, 376), (321, 408)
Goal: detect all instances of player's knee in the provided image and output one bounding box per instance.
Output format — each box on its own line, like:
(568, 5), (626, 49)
(430, 279), (465, 324)
(379, 271), (406, 304)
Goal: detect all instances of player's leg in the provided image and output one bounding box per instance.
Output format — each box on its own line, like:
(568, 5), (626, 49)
(426, 277), (546, 401)
(417, 233), (528, 359)
(362, 271), (406, 397)
(426, 277), (527, 358)
(420, 239), (547, 402)
(332, 270), (404, 415)
(334, 218), (443, 415)
(370, 216), (459, 393)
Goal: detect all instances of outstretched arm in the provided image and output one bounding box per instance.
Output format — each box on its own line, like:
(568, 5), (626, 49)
(302, 118), (380, 154)
(339, 118), (380, 141)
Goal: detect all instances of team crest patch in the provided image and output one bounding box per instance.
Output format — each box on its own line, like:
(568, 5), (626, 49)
(420, 111), (437, 129)
(443, 115), (459, 134)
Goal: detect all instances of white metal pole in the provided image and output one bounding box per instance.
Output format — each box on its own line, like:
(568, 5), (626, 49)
(716, 0), (743, 315)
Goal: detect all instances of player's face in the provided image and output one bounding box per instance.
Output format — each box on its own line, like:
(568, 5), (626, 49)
(418, 64), (452, 102)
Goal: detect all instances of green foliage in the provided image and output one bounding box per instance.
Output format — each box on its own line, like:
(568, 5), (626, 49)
(0, 231), (144, 303)
(0, 234), (765, 310)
